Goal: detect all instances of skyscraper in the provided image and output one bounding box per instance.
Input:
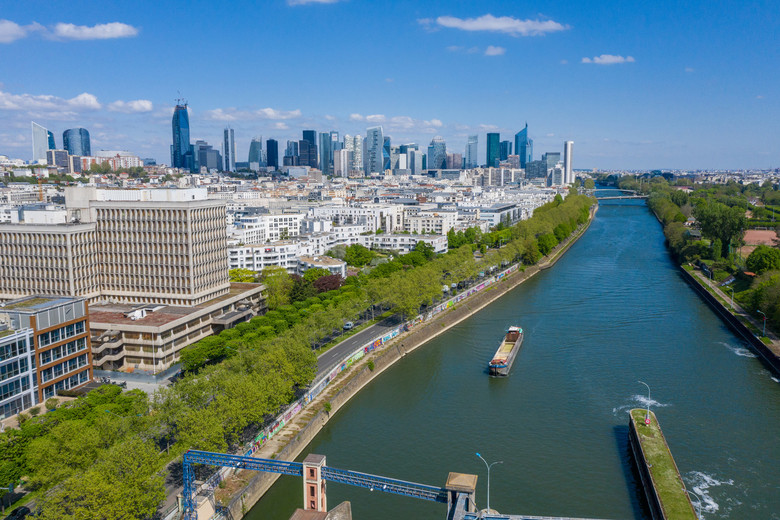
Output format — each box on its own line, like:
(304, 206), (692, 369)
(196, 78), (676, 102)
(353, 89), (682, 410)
(248, 137), (264, 169)
(31, 122), (55, 164)
(486, 132), (500, 167)
(543, 152), (561, 171)
(364, 127), (384, 175)
(301, 130), (318, 168)
(514, 124), (533, 169)
(319, 132), (333, 175)
(223, 127), (236, 172)
(284, 141), (299, 166)
(563, 141), (574, 184)
(499, 140), (512, 161)
(344, 134), (362, 175)
(171, 102), (195, 172)
(266, 139), (279, 169)
(427, 136), (447, 170)
(383, 136), (391, 172)
(465, 135), (478, 169)
(63, 128), (91, 157)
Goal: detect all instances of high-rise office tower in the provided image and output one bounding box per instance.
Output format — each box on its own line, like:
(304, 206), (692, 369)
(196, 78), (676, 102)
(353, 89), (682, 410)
(31, 122), (55, 164)
(486, 132), (500, 167)
(195, 140), (222, 172)
(319, 132), (333, 175)
(301, 130), (318, 168)
(248, 137), (264, 169)
(334, 149), (351, 177)
(223, 127), (236, 172)
(383, 136), (391, 171)
(515, 123), (533, 169)
(285, 140), (298, 158)
(446, 153), (463, 170)
(344, 134), (363, 175)
(427, 136), (447, 170)
(543, 152), (561, 171)
(330, 131), (341, 151)
(563, 141), (574, 184)
(499, 140), (512, 161)
(364, 127), (384, 175)
(171, 102), (195, 172)
(63, 128), (91, 157)
(266, 139), (279, 169)
(465, 135), (478, 168)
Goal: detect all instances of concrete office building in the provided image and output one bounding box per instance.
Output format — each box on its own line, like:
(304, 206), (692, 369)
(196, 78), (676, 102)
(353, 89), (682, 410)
(563, 141), (574, 184)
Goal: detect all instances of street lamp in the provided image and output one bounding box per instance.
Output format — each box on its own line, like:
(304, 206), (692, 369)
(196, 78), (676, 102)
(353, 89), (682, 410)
(757, 310), (767, 337)
(475, 453), (503, 514)
(687, 489), (704, 519)
(638, 381), (651, 425)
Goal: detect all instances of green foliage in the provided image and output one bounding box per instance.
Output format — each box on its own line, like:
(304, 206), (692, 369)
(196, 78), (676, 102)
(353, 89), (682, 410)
(746, 245), (780, 274)
(584, 178), (595, 189)
(414, 240), (436, 260)
(694, 202), (746, 257)
(261, 265), (293, 310)
(44, 397), (59, 411)
(303, 267), (330, 284)
(229, 268), (258, 282)
(367, 360), (375, 371)
(344, 244), (375, 267)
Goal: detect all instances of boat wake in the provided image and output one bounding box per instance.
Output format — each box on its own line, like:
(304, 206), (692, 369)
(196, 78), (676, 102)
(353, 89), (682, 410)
(612, 394), (671, 415)
(684, 470), (736, 515)
(718, 341), (757, 358)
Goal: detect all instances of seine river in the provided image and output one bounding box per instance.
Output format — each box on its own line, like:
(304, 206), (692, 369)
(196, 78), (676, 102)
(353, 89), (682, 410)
(249, 197), (780, 519)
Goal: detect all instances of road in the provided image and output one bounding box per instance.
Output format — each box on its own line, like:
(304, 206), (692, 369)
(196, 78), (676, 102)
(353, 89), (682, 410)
(314, 314), (402, 380)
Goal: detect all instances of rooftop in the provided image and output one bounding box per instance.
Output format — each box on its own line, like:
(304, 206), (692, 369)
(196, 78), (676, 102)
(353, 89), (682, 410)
(0, 295), (81, 312)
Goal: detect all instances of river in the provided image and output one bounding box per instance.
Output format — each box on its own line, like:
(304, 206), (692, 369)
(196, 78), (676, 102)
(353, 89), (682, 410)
(248, 197), (780, 519)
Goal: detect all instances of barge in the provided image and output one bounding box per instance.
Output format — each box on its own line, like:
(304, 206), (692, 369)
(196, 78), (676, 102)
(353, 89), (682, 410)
(488, 326), (524, 376)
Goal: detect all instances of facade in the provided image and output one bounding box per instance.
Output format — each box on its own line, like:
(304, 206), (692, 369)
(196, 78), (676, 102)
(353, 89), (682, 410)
(63, 128), (91, 157)
(223, 127), (236, 172)
(171, 103), (195, 172)
(465, 135), (478, 169)
(403, 210), (457, 235)
(46, 150), (69, 169)
(319, 132), (333, 176)
(266, 139), (279, 169)
(446, 153), (463, 170)
(31, 122), (54, 164)
(229, 212), (304, 244)
(248, 137), (264, 170)
(500, 140), (512, 161)
(1, 295), (93, 405)
(333, 149), (351, 177)
(525, 160), (547, 179)
(427, 136), (447, 171)
(344, 134), (363, 175)
(298, 255), (347, 278)
(563, 141), (574, 184)
(486, 133), (500, 167)
(543, 152), (561, 171)
(0, 327), (36, 419)
(194, 140), (223, 172)
(364, 127), (384, 175)
(302, 130), (318, 168)
(514, 124), (533, 169)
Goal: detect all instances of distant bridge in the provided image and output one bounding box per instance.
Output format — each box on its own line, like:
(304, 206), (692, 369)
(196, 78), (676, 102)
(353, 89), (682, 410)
(587, 188), (648, 201)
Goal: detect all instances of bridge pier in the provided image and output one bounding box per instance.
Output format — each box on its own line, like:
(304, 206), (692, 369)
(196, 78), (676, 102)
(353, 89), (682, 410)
(303, 454), (328, 512)
(445, 472), (478, 520)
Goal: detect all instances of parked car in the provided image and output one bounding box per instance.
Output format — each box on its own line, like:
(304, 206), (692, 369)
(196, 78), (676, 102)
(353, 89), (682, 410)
(343, 322), (354, 330)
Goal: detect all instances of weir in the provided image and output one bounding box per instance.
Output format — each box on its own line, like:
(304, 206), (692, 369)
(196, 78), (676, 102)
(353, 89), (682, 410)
(181, 450), (611, 520)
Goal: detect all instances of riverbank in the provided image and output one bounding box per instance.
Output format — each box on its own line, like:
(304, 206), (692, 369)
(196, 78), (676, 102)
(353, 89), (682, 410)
(213, 204), (598, 519)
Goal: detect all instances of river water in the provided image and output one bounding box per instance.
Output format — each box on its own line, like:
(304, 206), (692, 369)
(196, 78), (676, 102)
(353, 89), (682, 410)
(249, 198), (780, 519)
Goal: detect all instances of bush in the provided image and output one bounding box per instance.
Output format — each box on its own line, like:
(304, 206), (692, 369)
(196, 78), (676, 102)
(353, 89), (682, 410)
(367, 360), (375, 371)
(45, 398), (59, 411)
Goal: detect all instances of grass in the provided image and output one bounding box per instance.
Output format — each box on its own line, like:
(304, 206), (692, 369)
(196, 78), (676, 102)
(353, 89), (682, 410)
(630, 409), (697, 520)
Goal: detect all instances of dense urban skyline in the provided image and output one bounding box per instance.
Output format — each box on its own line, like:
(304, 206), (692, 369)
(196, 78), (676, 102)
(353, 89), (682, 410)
(1, 0), (779, 170)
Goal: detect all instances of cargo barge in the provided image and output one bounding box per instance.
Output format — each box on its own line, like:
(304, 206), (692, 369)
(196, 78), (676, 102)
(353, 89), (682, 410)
(488, 326), (524, 376)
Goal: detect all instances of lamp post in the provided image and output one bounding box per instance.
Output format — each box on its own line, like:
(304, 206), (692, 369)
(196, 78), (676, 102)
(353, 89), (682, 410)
(638, 380), (651, 425)
(757, 310), (767, 337)
(475, 453), (502, 513)
(687, 489), (704, 519)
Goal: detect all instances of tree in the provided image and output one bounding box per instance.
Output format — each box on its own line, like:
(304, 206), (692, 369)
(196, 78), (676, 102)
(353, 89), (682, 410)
(344, 244), (374, 267)
(584, 178), (595, 189)
(261, 266), (293, 310)
(746, 245), (780, 274)
(693, 202), (746, 257)
(229, 268), (257, 282)
(414, 240), (436, 260)
(313, 274), (343, 293)
(303, 267), (330, 284)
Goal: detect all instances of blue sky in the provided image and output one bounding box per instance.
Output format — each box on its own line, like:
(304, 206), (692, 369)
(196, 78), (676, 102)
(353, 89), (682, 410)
(1, 0), (778, 170)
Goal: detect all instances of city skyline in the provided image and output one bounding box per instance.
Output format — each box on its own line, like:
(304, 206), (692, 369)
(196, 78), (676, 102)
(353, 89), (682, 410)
(1, 1), (779, 170)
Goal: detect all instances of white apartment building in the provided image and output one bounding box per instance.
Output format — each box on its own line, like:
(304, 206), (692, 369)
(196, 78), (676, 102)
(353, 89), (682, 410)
(298, 255), (347, 278)
(368, 234), (448, 254)
(228, 212), (304, 245)
(403, 210), (458, 235)
(310, 204), (404, 232)
(228, 242), (300, 273)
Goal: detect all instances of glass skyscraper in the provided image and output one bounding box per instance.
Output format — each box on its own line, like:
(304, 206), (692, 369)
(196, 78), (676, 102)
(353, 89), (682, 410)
(319, 132), (332, 175)
(486, 132), (500, 167)
(382, 136), (391, 172)
(364, 127), (384, 175)
(427, 136), (447, 170)
(223, 127), (236, 172)
(465, 135), (478, 168)
(301, 130), (318, 168)
(514, 124), (533, 169)
(266, 139), (278, 169)
(63, 128), (91, 157)
(31, 122), (55, 164)
(248, 137), (264, 166)
(171, 103), (195, 171)
(499, 140), (512, 161)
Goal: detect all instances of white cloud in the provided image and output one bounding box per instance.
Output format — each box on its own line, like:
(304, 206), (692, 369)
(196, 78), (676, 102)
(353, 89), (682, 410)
(203, 108), (237, 121)
(756, 95), (764, 99)
(425, 14), (568, 37)
(256, 107), (302, 119)
(685, 67), (695, 73)
(273, 122), (290, 130)
(53, 22), (139, 40)
(426, 119), (443, 128)
(324, 114), (336, 121)
(108, 99), (153, 113)
(287, 0), (342, 5)
(203, 107), (302, 121)
(560, 59), (568, 65)
(479, 124), (499, 130)
(68, 92), (101, 109)
(365, 114), (386, 123)
(484, 45), (506, 56)
(349, 113), (365, 121)
(0, 19), (27, 43)
(446, 45), (463, 52)
(581, 54), (635, 65)
(0, 89), (101, 111)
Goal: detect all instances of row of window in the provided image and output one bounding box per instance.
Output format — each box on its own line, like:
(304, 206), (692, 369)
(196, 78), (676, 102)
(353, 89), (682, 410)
(0, 357), (30, 383)
(38, 321), (86, 347)
(42, 370), (89, 400)
(0, 338), (29, 363)
(40, 354), (88, 384)
(0, 376), (31, 401)
(40, 337), (87, 366)
(0, 393), (33, 421)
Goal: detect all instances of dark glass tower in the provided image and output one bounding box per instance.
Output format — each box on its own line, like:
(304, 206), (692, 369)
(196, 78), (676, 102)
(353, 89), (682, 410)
(319, 132), (332, 175)
(514, 123), (533, 169)
(302, 130), (318, 168)
(499, 140), (512, 161)
(382, 136), (391, 171)
(171, 102), (195, 171)
(63, 128), (91, 156)
(486, 132), (500, 167)
(266, 139), (278, 169)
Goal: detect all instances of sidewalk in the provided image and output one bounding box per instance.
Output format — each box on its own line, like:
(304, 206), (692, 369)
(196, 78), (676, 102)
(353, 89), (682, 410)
(691, 268), (780, 356)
